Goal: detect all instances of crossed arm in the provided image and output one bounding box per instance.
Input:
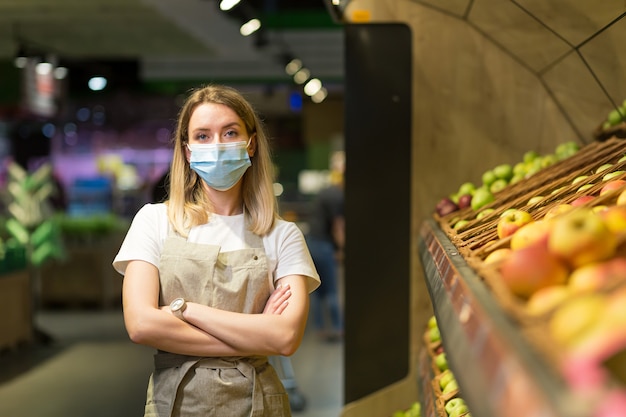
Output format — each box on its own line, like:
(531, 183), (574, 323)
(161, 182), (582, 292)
(122, 260), (309, 357)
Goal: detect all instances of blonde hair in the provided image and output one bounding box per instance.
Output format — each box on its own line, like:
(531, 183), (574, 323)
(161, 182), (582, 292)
(167, 84), (278, 236)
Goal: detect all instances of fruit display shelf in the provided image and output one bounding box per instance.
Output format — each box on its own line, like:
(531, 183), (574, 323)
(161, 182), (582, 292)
(418, 220), (592, 417)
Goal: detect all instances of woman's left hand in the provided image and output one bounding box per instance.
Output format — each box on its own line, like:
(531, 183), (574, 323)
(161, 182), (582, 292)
(263, 284), (291, 315)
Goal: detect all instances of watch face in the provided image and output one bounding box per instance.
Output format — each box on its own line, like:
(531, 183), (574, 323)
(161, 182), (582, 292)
(171, 298), (184, 311)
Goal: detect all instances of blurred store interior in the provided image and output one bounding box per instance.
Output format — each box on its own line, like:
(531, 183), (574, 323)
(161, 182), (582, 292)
(0, 1), (346, 416)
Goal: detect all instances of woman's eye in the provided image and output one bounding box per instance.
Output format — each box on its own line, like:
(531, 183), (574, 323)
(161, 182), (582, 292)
(224, 130), (239, 139)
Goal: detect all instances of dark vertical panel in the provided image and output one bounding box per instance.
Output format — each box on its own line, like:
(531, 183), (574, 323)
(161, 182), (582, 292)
(343, 23), (412, 403)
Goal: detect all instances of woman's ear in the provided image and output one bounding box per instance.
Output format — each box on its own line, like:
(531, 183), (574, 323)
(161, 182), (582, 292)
(247, 134), (257, 158)
(185, 144), (191, 162)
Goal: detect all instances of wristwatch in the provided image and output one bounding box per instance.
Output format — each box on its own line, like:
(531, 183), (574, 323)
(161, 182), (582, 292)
(170, 298), (187, 321)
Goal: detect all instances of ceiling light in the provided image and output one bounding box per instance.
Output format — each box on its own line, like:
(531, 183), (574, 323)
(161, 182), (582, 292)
(240, 19), (261, 36)
(88, 76), (108, 91)
(293, 68), (310, 84)
(35, 62), (53, 76)
(312, 88), (328, 103)
(219, 0), (241, 11)
(304, 78), (323, 96)
(285, 59), (303, 75)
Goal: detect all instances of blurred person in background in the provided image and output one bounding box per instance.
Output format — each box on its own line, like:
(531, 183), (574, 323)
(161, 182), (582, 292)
(306, 151), (345, 342)
(113, 84), (319, 417)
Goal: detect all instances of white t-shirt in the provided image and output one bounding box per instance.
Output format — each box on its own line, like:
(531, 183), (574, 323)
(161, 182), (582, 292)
(112, 204), (320, 292)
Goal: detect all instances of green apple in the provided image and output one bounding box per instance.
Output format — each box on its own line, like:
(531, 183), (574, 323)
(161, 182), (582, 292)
(439, 369), (455, 389)
(481, 170), (497, 187)
(523, 150), (539, 164)
(541, 154), (557, 168)
(527, 195), (544, 206)
(608, 109), (624, 126)
(603, 171), (626, 181)
(618, 154), (626, 163)
(445, 398), (467, 415)
(427, 315), (437, 329)
(513, 161), (527, 176)
(435, 352), (448, 371)
(453, 219), (469, 230)
(470, 187), (494, 211)
(555, 141), (580, 160)
(509, 173), (525, 184)
(476, 208), (495, 220)
(457, 182), (476, 197)
(493, 163), (513, 181)
(449, 403), (470, 417)
(428, 325), (441, 343)
(596, 163), (614, 174)
(572, 175), (589, 185)
(442, 378), (458, 394)
(489, 178), (508, 193)
(577, 183), (595, 193)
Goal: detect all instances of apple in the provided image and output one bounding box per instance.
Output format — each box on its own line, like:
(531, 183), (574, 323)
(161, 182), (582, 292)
(551, 186), (566, 195)
(453, 219), (470, 230)
(594, 390), (626, 417)
(499, 242), (569, 299)
(445, 398), (467, 415)
(483, 248), (512, 264)
(500, 208), (518, 218)
(593, 205), (609, 214)
(548, 208), (617, 268)
(435, 352), (448, 371)
(603, 171), (626, 181)
(572, 175), (590, 185)
(555, 141), (580, 160)
(471, 188), (494, 211)
(490, 178), (508, 193)
(600, 179), (626, 196)
(599, 204), (626, 239)
(428, 315), (437, 329)
(428, 325), (441, 343)
(596, 163), (614, 174)
(568, 258), (626, 293)
(541, 154), (557, 168)
(510, 219), (551, 250)
(543, 203), (573, 220)
(476, 208), (495, 219)
(497, 209), (533, 239)
(439, 369), (455, 390)
(436, 197), (459, 217)
(571, 195), (595, 207)
(449, 404), (469, 417)
(493, 163), (513, 181)
(525, 284), (570, 316)
(618, 188), (626, 205)
(481, 170), (497, 187)
(548, 293), (606, 347)
(457, 194), (472, 209)
(442, 378), (458, 394)
(523, 150), (539, 164)
(577, 183), (595, 193)
(458, 182), (476, 197)
(527, 195), (545, 206)
(619, 153), (626, 164)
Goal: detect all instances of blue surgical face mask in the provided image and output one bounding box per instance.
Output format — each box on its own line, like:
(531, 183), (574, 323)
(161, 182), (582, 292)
(187, 140), (252, 191)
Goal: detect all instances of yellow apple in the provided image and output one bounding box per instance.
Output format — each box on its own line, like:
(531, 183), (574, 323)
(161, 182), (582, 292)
(483, 248), (512, 264)
(526, 285), (571, 316)
(510, 219), (552, 250)
(617, 188), (626, 205)
(599, 204), (626, 240)
(547, 208), (617, 268)
(549, 293), (607, 347)
(543, 203), (573, 220)
(527, 195), (545, 206)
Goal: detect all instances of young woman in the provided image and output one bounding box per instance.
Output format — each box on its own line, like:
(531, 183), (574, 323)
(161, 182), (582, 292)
(113, 84), (320, 417)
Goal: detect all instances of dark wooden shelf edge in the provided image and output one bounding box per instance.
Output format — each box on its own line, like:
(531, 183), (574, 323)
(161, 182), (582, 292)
(417, 218), (591, 417)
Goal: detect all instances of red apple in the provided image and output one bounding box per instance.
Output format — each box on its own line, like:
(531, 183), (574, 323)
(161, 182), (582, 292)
(568, 258), (626, 293)
(436, 197), (459, 217)
(548, 208), (617, 268)
(510, 219), (552, 250)
(457, 194), (472, 209)
(497, 209), (533, 239)
(499, 242), (569, 299)
(571, 195), (595, 207)
(600, 179), (626, 196)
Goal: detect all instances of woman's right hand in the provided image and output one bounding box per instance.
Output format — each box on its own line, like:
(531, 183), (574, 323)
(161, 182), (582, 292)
(263, 284), (291, 315)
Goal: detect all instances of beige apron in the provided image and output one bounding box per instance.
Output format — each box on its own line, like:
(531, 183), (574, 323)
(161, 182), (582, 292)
(143, 221), (291, 417)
